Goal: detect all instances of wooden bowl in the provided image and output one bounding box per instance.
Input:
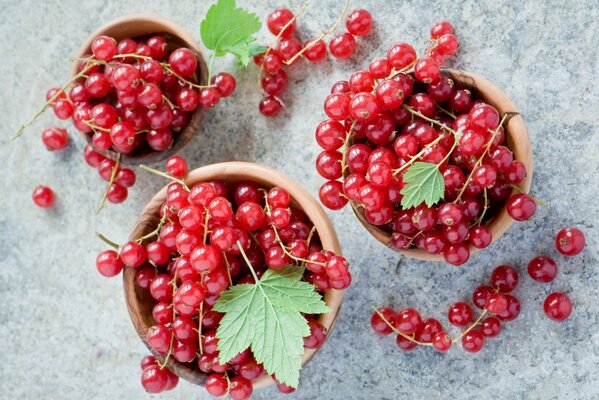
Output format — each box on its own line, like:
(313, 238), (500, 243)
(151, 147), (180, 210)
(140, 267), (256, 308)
(351, 69), (533, 261)
(123, 162), (344, 389)
(71, 14), (208, 165)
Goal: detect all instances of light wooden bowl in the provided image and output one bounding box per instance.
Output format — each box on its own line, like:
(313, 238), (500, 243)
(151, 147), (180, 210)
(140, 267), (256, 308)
(72, 14), (208, 165)
(123, 162), (344, 389)
(351, 69), (533, 261)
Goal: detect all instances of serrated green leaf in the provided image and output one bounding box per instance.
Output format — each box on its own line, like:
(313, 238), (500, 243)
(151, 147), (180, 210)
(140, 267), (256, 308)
(200, 0), (261, 60)
(400, 162), (445, 209)
(213, 266), (329, 388)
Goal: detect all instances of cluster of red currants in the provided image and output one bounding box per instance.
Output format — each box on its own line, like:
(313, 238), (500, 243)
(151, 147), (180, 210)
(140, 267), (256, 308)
(315, 21), (534, 265)
(370, 226), (585, 353)
(255, 7), (373, 117)
(95, 167), (350, 398)
(371, 264), (523, 353)
(32, 34), (236, 209)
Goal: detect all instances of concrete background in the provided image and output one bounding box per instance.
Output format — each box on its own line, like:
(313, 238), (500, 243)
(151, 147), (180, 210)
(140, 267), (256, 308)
(1, 0), (598, 399)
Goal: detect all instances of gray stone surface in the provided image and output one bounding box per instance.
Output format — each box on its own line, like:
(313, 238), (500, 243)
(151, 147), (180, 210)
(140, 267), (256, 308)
(1, 0), (598, 399)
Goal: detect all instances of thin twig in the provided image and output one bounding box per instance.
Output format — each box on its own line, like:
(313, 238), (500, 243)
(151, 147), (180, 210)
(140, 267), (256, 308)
(283, 0), (349, 65)
(97, 154), (122, 213)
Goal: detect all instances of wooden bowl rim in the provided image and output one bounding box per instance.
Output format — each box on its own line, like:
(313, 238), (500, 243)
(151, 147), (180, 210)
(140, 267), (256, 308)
(123, 162), (344, 389)
(71, 14), (208, 165)
(350, 68), (534, 261)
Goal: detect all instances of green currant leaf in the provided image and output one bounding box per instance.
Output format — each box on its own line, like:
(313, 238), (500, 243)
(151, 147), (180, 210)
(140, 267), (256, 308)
(214, 266), (329, 388)
(226, 38), (267, 67)
(200, 0), (261, 64)
(400, 162), (445, 209)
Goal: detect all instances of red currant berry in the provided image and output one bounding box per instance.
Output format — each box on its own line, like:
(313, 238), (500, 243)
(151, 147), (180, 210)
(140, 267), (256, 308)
(496, 294), (521, 321)
(120, 241), (147, 268)
(430, 21), (454, 39)
(555, 227), (585, 256)
(432, 332), (452, 352)
(396, 308), (423, 335)
(32, 185), (55, 208)
(506, 193), (536, 221)
(141, 364), (168, 393)
(386, 43), (417, 69)
(485, 293), (508, 314)
(346, 9), (373, 36)
(267, 8), (296, 37)
(414, 57), (440, 83)
(481, 317), (502, 337)
(527, 256), (558, 283)
(96, 250), (124, 277)
(544, 292), (573, 321)
(462, 330), (485, 353)
(319, 180), (347, 210)
(329, 32), (356, 59)
(211, 72), (236, 97)
(304, 39), (327, 62)
(165, 155), (188, 179)
(259, 95), (283, 117)
(448, 302), (473, 327)
(371, 307), (396, 336)
(168, 48), (197, 77)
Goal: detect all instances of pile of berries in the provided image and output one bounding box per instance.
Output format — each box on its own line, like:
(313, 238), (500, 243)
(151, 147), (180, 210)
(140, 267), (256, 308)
(315, 21), (534, 265)
(95, 169), (351, 397)
(371, 264), (523, 353)
(30, 33), (236, 208)
(256, 6), (373, 117)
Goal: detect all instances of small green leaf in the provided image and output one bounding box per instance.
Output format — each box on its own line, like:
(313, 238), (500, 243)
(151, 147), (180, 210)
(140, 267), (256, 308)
(226, 38), (266, 67)
(200, 0), (261, 63)
(400, 162), (445, 209)
(214, 266), (329, 388)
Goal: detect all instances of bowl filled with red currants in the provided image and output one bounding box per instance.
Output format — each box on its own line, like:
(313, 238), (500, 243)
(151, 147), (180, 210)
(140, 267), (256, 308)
(114, 161), (350, 397)
(316, 21), (533, 266)
(70, 14), (210, 164)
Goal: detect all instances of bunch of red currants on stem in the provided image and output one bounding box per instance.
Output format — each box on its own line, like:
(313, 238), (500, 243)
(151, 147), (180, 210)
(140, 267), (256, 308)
(371, 264), (523, 353)
(29, 33), (236, 209)
(255, 5), (373, 117)
(95, 162), (350, 398)
(371, 226), (585, 353)
(315, 21), (535, 265)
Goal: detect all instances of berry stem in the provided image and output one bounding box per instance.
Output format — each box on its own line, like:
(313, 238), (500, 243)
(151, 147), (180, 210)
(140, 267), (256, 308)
(472, 188), (489, 226)
(202, 209), (210, 244)
(223, 251), (234, 286)
(373, 308), (432, 346)
(340, 121), (357, 173)
(453, 113), (508, 203)
(435, 103), (456, 119)
(136, 212), (169, 243)
(451, 309), (487, 343)
(403, 104), (459, 136)
(12, 63), (95, 139)
(392, 134), (446, 176)
(261, 191), (326, 267)
(283, 0), (350, 65)
(95, 231), (121, 249)
(198, 301), (204, 354)
(236, 240), (260, 283)
(139, 164), (190, 191)
(97, 153), (122, 213)
(161, 95), (177, 110)
(158, 271), (178, 369)
(83, 119), (111, 132)
(306, 226), (317, 246)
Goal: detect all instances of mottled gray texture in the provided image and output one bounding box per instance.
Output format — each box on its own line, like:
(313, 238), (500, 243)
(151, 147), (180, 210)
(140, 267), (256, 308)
(1, 0), (598, 399)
